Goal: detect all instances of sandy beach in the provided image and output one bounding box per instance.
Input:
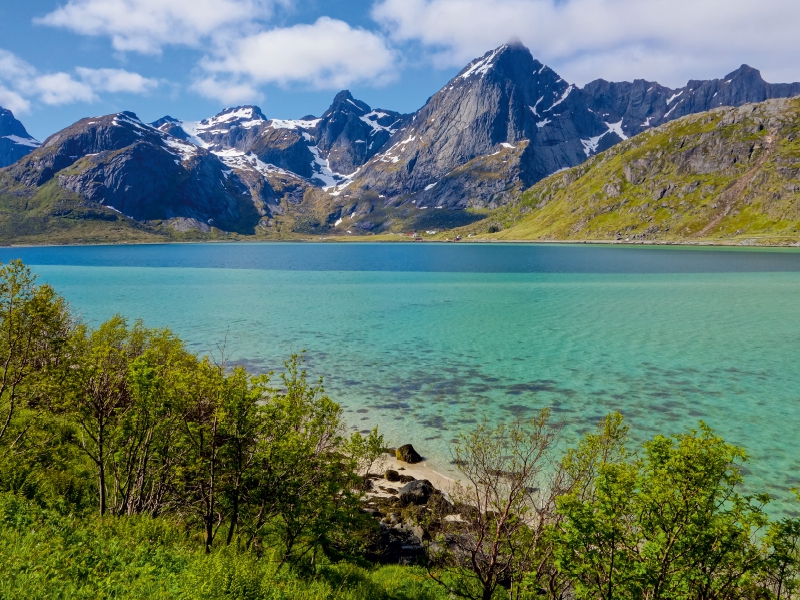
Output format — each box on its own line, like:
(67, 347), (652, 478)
(367, 454), (459, 499)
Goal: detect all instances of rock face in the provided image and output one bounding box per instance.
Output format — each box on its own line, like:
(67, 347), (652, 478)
(395, 444), (423, 463)
(583, 64), (800, 140)
(0, 107), (40, 168)
(2, 111), (264, 232)
(350, 42), (618, 210)
(398, 479), (435, 505)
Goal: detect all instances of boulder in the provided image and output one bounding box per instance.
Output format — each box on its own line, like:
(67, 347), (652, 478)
(396, 444), (423, 464)
(399, 479), (435, 506)
(385, 469), (401, 482)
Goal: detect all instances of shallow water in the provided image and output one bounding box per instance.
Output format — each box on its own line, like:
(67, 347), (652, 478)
(2, 242), (800, 501)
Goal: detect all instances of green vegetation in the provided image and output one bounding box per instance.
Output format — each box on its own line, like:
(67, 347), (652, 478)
(3, 258), (800, 599)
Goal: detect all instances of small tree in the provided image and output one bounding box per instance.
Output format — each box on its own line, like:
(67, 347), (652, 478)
(109, 327), (196, 516)
(0, 260), (72, 450)
(345, 426), (386, 489)
(761, 511), (800, 600)
(428, 409), (561, 600)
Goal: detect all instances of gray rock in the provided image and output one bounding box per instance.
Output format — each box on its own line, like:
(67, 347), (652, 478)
(398, 479), (435, 505)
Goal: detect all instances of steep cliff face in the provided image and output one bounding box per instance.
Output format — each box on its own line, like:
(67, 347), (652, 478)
(485, 98), (800, 243)
(2, 111), (263, 233)
(335, 42), (627, 231)
(583, 65), (800, 139)
(313, 91), (405, 175)
(0, 107), (41, 168)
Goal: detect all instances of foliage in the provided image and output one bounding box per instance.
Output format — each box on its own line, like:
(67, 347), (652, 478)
(428, 409), (561, 600)
(3, 260), (800, 599)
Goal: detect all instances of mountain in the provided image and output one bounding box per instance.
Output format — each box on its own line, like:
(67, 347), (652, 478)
(2, 41), (800, 244)
(475, 97), (800, 244)
(326, 43), (800, 234)
(0, 111), (266, 241)
(583, 64), (800, 139)
(151, 92), (406, 194)
(0, 107), (40, 168)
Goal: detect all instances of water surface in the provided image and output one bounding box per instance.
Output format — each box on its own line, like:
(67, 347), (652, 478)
(2, 243), (799, 500)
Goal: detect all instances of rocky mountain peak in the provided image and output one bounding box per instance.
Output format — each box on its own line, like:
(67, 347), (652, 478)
(150, 115), (180, 128)
(725, 64), (763, 82)
(197, 106), (267, 133)
(1, 107), (32, 138)
(323, 90), (370, 117)
(0, 106), (40, 167)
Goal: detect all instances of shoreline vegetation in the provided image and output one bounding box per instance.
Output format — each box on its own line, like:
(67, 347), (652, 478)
(3, 258), (800, 599)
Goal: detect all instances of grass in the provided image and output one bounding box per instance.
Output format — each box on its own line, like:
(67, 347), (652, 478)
(0, 492), (450, 600)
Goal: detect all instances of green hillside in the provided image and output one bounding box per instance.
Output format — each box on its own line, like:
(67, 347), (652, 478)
(475, 98), (800, 245)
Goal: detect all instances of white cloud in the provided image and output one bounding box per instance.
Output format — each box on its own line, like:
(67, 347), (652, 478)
(33, 73), (96, 105)
(75, 67), (159, 94)
(371, 0), (800, 87)
(0, 48), (159, 111)
(37, 0), (283, 54)
(0, 87), (30, 114)
(197, 17), (397, 95)
(191, 77), (263, 105)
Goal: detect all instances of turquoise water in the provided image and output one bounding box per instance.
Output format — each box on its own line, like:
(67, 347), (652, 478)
(2, 243), (800, 500)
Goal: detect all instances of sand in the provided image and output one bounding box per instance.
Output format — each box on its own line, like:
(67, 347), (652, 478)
(366, 454), (459, 499)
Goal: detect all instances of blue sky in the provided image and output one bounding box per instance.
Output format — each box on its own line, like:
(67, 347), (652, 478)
(3, 0), (799, 141)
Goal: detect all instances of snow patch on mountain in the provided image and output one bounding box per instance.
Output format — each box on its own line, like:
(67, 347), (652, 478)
(545, 85), (574, 112)
(270, 118), (322, 130)
(580, 120), (628, 156)
(163, 137), (198, 162)
(168, 121), (208, 148)
(196, 107), (265, 132)
(666, 91), (683, 105)
(216, 150), (292, 178)
(460, 46), (504, 79)
(604, 120), (627, 140)
(359, 111), (401, 135)
(530, 97), (544, 117)
(3, 134), (39, 148)
(308, 146), (351, 190)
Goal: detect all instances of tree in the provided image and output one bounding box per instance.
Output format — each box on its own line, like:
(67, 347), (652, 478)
(0, 260), (72, 450)
(345, 426), (386, 489)
(108, 327), (196, 516)
(428, 409), (561, 600)
(61, 316), (146, 516)
(761, 510), (800, 600)
(555, 419), (770, 600)
(264, 354), (362, 568)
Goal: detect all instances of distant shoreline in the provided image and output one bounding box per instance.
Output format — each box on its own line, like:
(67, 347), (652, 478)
(3, 236), (800, 251)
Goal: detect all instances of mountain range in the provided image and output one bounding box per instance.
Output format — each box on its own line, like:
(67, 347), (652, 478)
(1, 40), (800, 243)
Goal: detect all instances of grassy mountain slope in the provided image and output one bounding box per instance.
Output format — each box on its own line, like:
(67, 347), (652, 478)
(471, 98), (800, 244)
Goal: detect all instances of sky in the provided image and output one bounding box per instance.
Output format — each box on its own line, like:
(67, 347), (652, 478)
(2, 0), (800, 141)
